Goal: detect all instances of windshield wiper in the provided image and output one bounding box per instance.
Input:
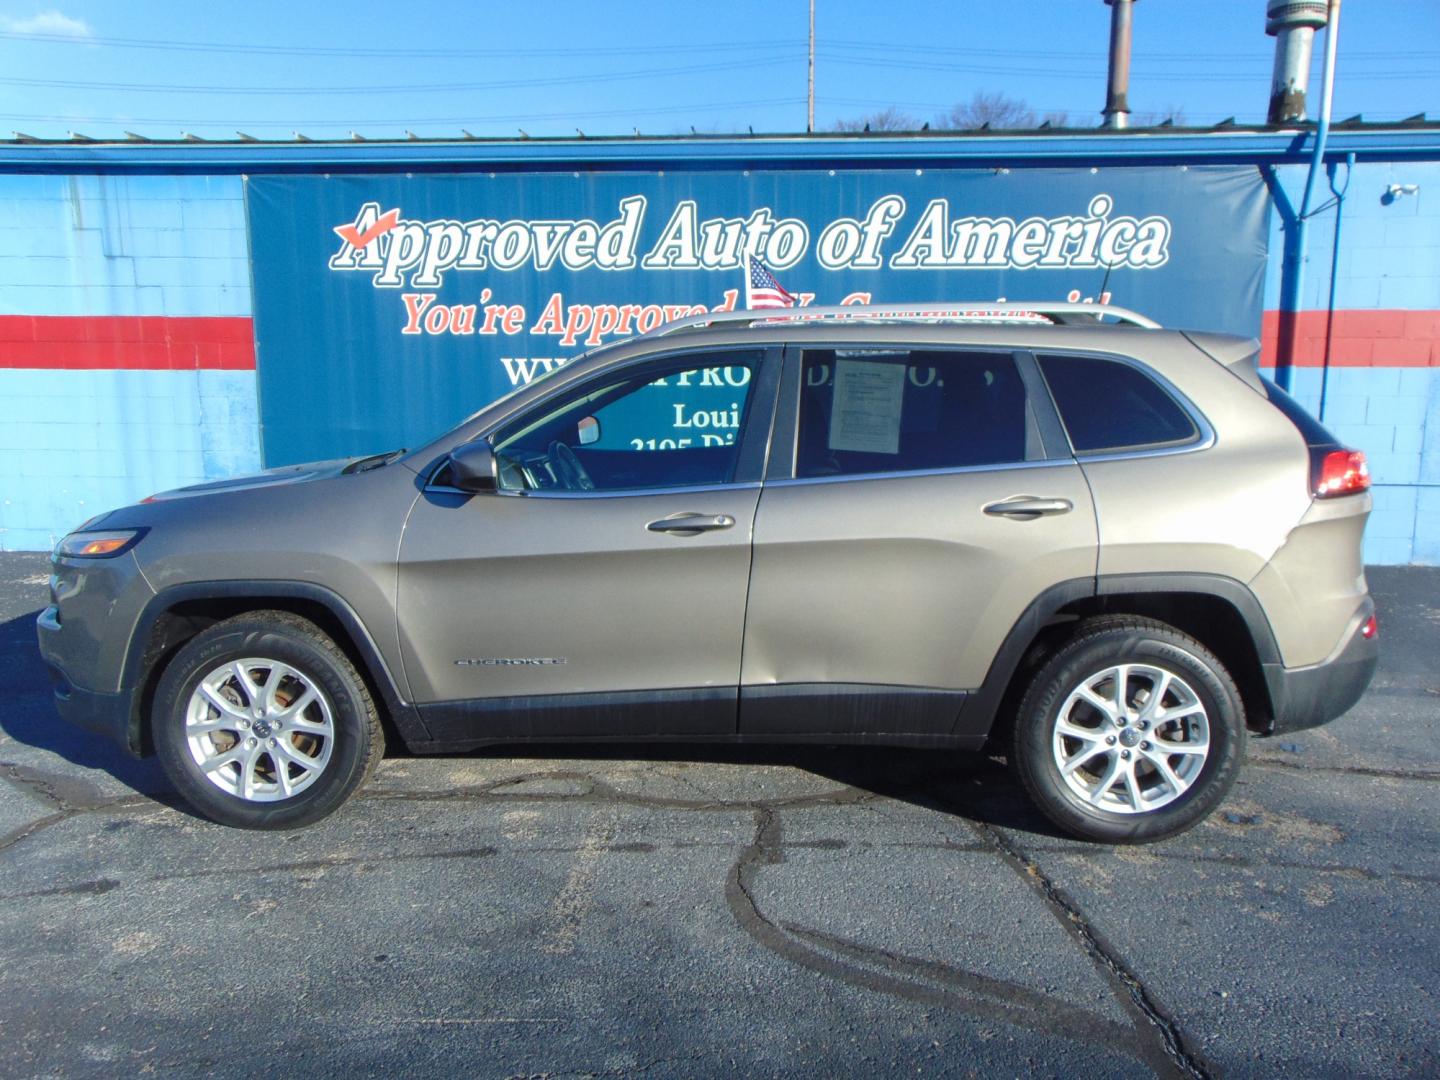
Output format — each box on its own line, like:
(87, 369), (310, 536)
(343, 449), (407, 474)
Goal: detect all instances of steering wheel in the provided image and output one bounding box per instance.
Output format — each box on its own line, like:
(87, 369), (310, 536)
(547, 440), (595, 492)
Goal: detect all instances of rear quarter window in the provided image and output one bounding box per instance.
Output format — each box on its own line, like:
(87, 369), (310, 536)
(1038, 354), (1199, 454)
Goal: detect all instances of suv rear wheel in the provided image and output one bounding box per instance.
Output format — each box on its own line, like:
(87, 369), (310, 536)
(152, 611), (384, 829)
(1012, 617), (1245, 843)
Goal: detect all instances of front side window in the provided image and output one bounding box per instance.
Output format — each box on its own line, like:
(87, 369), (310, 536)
(796, 349), (1038, 479)
(492, 351), (762, 492)
(1038, 354), (1199, 454)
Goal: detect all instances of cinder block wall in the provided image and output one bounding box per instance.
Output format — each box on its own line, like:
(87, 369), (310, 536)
(1261, 160), (1440, 565)
(0, 175), (261, 551)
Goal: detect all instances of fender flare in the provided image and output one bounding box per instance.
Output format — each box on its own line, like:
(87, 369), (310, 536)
(958, 572), (1283, 739)
(122, 579), (429, 746)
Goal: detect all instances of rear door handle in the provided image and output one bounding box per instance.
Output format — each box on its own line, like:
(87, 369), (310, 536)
(982, 496), (1074, 520)
(646, 512), (736, 536)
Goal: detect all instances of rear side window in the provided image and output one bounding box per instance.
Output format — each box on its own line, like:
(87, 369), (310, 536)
(796, 349), (1040, 479)
(1038, 354), (1198, 454)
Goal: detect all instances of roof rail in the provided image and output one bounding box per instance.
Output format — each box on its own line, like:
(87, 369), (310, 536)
(642, 301), (1161, 338)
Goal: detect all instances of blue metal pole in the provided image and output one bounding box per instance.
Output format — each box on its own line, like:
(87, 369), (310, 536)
(1318, 151), (1355, 422)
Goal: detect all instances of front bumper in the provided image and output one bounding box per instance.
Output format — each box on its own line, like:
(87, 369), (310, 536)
(1262, 601), (1379, 736)
(35, 548), (156, 757)
(37, 605), (144, 757)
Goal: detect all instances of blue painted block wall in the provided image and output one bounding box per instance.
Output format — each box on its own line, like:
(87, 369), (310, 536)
(0, 173), (261, 551)
(1265, 161), (1440, 565)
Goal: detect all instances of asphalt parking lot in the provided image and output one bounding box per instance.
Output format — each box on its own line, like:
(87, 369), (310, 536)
(0, 552), (1436, 1079)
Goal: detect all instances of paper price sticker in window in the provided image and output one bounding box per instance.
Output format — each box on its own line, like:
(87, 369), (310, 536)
(828, 358), (906, 455)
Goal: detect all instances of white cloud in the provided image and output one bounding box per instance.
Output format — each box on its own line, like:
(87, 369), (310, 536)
(1, 10), (94, 37)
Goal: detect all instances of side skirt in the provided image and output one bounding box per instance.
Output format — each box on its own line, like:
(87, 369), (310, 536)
(418, 686), (736, 744)
(740, 682), (968, 737)
(413, 683), (984, 753)
(405, 731), (987, 755)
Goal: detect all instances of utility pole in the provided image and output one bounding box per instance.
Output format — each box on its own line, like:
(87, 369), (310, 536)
(807, 0), (815, 133)
(1101, 0), (1137, 129)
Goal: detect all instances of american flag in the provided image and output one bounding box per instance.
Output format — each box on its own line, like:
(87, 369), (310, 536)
(745, 255), (796, 309)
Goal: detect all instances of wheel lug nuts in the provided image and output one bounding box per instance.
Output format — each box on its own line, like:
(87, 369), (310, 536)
(268, 738), (277, 747)
(1140, 741), (1150, 751)
(1106, 735), (1117, 745)
(1121, 749), (1131, 760)
(247, 738), (257, 748)
(239, 719), (249, 729)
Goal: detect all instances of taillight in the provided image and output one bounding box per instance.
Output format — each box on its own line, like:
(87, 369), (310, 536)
(1313, 449), (1370, 498)
(1360, 614), (1377, 639)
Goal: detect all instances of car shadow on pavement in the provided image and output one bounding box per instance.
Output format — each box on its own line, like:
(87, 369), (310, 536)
(454, 740), (1068, 839)
(1, 607), (1061, 837)
(0, 609), (173, 804)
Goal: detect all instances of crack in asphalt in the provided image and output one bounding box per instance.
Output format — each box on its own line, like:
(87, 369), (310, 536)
(782, 920), (1140, 1045)
(1023, 843), (1440, 887)
(1248, 756), (1440, 783)
(723, 804), (1202, 1078)
(973, 821), (1213, 1080)
(505, 1052), (711, 1079)
(0, 809), (73, 855)
(0, 759), (158, 852)
(0, 846), (504, 899)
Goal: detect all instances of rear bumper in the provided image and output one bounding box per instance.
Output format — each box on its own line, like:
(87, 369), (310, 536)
(1262, 601), (1378, 736)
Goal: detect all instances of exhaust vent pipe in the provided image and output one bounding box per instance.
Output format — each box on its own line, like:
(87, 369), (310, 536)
(1102, 0), (1138, 130)
(1266, 1), (1330, 124)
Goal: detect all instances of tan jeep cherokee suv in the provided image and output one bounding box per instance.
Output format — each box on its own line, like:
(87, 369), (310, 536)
(38, 303), (1378, 842)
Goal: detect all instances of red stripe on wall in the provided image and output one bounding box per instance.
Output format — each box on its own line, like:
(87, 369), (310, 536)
(2, 310), (1435, 371)
(0, 316), (255, 370)
(1261, 309), (1440, 367)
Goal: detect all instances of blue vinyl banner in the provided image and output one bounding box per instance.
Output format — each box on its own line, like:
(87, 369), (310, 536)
(245, 165), (1268, 465)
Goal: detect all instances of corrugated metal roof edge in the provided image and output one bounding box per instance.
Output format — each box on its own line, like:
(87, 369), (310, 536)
(2, 123), (1439, 172)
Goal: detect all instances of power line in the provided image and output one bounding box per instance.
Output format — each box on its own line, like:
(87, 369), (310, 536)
(821, 54), (1434, 83)
(0, 28), (809, 58)
(3, 52), (1428, 101)
(822, 38), (1440, 63)
(6, 27), (1436, 65)
(0, 56), (802, 97)
(0, 97), (806, 130)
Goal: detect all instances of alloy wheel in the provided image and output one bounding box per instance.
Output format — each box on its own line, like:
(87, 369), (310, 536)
(185, 658), (336, 802)
(1050, 662), (1211, 814)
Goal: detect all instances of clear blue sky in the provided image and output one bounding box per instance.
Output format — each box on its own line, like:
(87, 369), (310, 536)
(0, 0), (1436, 140)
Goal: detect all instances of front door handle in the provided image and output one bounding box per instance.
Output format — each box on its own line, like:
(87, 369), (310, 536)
(646, 512), (736, 536)
(982, 496), (1074, 520)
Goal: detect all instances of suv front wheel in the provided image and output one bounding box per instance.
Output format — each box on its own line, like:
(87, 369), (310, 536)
(152, 611), (384, 829)
(1012, 617), (1245, 843)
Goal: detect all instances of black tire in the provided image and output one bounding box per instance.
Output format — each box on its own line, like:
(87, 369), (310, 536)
(1011, 616), (1245, 844)
(152, 611), (384, 830)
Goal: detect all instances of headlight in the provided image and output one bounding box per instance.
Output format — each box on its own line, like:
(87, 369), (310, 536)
(54, 529), (146, 558)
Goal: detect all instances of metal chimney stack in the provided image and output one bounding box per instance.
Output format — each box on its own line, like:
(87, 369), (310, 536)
(1102, 0), (1137, 129)
(1266, 1), (1330, 123)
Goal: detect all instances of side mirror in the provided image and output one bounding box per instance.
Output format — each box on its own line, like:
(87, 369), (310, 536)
(447, 441), (499, 493)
